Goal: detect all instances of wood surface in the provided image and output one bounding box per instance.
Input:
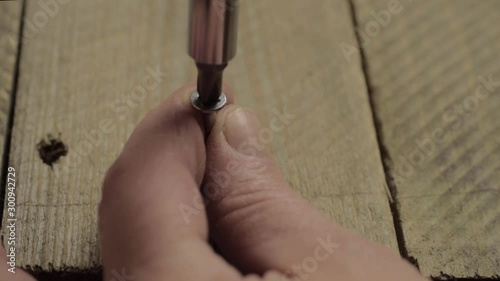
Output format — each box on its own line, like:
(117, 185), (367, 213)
(0, 1), (22, 178)
(351, 0), (500, 278)
(2, 0), (397, 272)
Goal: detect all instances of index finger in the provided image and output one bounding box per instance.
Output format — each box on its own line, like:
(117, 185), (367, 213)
(99, 82), (241, 280)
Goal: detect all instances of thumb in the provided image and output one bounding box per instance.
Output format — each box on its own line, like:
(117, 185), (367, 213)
(204, 105), (339, 276)
(204, 105), (428, 281)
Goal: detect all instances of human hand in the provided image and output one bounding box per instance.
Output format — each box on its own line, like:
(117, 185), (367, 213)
(99, 82), (429, 281)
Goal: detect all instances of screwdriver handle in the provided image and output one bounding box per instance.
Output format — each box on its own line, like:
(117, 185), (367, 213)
(188, 0), (240, 65)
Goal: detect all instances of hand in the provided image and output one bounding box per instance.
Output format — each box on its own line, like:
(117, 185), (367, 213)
(99, 82), (428, 281)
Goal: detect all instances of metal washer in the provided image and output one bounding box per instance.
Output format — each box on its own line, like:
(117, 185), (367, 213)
(191, 91), (227, 113)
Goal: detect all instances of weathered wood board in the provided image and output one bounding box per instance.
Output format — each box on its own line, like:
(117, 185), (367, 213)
(351, 0), (500, 278)
(2, 0), (397, 271)
(0, 1), (22, 180)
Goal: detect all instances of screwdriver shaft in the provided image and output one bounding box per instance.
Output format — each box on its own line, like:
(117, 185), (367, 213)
(196, 63), (227, 106)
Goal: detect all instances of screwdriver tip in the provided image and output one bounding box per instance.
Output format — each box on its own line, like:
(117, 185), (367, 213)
(191, 91), (227, 114)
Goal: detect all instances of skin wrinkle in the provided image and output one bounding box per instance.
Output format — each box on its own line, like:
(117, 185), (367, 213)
(212, 192), (300, 239)
(205, 169), (286, 204)
(222, 179), (292, 203)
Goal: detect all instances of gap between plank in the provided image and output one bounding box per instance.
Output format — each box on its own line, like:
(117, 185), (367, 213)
(32, 270), (102, 281)
(344, 0), (419, 269)
(0, 0), (26, 229)
(432, 277), (500, 281)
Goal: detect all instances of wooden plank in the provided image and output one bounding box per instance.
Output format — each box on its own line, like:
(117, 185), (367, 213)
(3, 0), (397, 271)
(350, 0), (500, 278)
(0, 1), (22, 177)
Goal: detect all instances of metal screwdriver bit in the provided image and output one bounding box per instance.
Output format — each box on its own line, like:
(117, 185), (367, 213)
(188, 0), (240, 113)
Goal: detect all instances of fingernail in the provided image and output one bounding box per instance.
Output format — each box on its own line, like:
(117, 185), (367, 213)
(223, 107), (270, 157)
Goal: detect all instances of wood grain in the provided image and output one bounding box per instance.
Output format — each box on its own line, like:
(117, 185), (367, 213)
(2, 0), (396, 271)
(351, 0), (500, 278)
(0, 1), (22, 179)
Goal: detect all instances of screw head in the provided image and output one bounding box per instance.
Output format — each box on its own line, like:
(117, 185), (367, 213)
(191, 91), (227, 113)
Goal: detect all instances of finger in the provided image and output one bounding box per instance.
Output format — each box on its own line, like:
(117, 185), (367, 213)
(204, 105), (427, 281)
(99, 82), (242, 280)
(204, 104), (339, 273)
(0, 245), (36, 281)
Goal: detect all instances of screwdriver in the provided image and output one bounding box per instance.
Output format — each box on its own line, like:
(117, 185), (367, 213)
(188, 0), (240, 113)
